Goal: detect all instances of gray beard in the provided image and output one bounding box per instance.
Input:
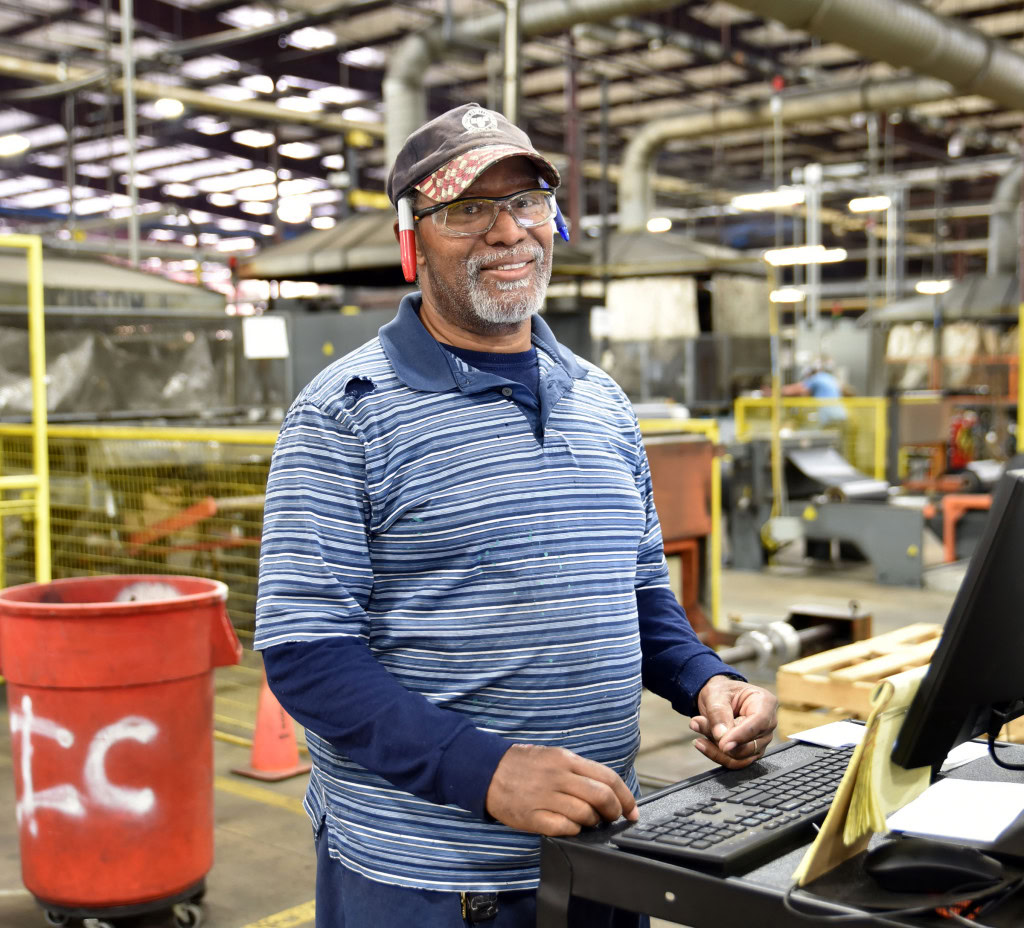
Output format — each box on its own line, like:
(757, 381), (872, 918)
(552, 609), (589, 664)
(427, 243), (551, 334)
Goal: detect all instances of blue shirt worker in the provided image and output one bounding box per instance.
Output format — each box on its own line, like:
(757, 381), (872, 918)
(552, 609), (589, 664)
(782, 364), (848, 427)
(255, 103), (779, 928)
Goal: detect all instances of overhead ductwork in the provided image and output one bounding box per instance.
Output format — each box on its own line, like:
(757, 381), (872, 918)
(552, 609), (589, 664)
(987, 162), (1022, 278)
(618, 76), (955, 231)
(383, 0), (690, 168)
(728, 0), (1024, 113)
(621, 0), (1024, 231)
(871, 165), (1022, 324)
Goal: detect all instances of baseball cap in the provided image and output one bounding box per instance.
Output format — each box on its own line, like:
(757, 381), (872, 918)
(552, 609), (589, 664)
(386, 103), (560, 206)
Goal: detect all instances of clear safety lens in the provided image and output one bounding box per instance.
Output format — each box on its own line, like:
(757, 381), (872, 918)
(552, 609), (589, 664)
(439, 190), (555, 234)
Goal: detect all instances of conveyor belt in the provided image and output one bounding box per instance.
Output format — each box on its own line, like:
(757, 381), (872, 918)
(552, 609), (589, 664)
(785, 446), (890, 502)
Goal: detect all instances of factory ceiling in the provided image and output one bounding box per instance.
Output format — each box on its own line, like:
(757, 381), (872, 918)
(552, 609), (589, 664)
(0, 0), (1021, 300)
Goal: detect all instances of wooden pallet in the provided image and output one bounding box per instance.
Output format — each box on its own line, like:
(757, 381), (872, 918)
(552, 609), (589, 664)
(776, 622), (1024, 743)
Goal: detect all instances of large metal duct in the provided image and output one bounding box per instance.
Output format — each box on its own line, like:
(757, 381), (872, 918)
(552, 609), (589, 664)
(987, 162), (1022, 277)
(383, 0), (688, 168)
(618, 76), (954, 231)
(620, 0), (1024, 231)
(729, 0), (1024, 113)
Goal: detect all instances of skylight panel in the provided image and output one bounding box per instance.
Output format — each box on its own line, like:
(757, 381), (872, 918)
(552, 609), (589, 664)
(231, 129), (275, 148)
(110, 144), (209, 172)
(218, 5), (284, 29)
(339, 46), (387, 68)
(197, 168), (276, 193)
(287, 26), (335, 50)
(188, 116), (230, 136)
(0, 111), (37, 135)
(278, 96), (322, 113)
(180, 55), (240, 81)
(240, 75), (275, 94)
(23, 124), (67, 146)
(162, 183), (198, 199)
(207, 84), (257, 102)
(310, 86), (365, 106)
(341, 106), (381, 123)
(0, 176), (51, 198)
(278, 141), (320, 159)
(78, 163), (112, 178)
(13, 187), (77, 208)
(152, 157), (252, 183)
(234, 183), (277, 201)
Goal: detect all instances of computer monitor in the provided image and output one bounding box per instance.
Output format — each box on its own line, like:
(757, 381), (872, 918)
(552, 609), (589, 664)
(892, 468), (1024, 772)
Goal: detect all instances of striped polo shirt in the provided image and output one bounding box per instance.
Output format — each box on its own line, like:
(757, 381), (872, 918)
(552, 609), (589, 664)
(255, 294), (722, 892)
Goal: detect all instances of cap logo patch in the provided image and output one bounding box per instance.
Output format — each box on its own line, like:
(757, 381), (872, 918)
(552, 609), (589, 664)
(462, 107), (498, 132)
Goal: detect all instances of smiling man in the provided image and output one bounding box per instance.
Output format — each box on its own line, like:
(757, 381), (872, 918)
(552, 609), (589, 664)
(255, 104), (777, 928)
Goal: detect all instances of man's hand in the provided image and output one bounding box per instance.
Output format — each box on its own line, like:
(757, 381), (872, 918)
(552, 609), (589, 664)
(690, 675), (779, 770)
(485, 744), (639, 836)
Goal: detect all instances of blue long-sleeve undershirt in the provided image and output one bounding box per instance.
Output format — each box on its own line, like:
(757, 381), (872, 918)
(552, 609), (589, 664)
(263, 585), (741, 821)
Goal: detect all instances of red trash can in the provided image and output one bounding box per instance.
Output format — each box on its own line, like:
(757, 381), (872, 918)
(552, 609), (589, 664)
(0, 575), (242, 928)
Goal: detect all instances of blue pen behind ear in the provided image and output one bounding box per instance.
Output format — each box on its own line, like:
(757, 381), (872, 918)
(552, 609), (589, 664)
(540, 179), (570, 242)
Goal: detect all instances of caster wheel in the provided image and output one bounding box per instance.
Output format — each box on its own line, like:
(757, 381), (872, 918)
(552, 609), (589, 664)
(83, 919), (114, 928)
(172, 901), (203, 928)
(43, 913), (69, 927)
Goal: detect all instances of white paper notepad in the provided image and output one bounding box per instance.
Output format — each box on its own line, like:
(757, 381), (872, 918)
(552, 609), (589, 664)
(886, 777), (1024, 844)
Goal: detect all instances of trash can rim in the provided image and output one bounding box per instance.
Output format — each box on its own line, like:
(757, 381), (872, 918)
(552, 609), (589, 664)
(0, 575), (229, 614)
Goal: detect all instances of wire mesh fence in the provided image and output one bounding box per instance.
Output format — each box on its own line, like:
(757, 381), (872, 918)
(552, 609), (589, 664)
(0, 425), (277, 645)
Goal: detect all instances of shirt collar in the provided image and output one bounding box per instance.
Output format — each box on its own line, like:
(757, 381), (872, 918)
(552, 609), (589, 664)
(379, 292), (586, 393)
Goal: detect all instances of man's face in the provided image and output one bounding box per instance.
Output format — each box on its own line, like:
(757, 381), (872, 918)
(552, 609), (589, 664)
(414, 156), (554, 335)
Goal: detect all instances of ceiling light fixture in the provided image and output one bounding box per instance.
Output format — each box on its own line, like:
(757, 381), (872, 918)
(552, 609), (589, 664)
(848, 195), (891, 213)
(646, 217), (672, 233)
(763, 245), (847, 266)
(915, 279), (952, 295)
(232, 129), (275, 148)
(731, 187), (805, 211)
(152, 97), (185, 119)
(0, 134), (29, 157)
(769, 288), (806, 303)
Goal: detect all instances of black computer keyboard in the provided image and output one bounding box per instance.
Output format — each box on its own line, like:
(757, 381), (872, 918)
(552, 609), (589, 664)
(612, 745), (854, 875)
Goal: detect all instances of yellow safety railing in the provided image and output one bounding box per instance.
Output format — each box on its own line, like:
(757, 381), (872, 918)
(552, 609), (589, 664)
(0, 234), (50, 583)
(638, 418), (722, 630)
(734, 396), (888, 481)
(0, 423), (277, 640)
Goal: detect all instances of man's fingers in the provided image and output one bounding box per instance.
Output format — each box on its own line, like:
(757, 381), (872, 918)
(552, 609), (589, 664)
(701, 698), (736, 742)
(568, 755), (638, 819)
(532, 809), (584, 837)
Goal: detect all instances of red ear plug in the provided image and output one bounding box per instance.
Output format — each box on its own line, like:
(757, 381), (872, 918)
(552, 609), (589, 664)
(398, 198), (416, 283)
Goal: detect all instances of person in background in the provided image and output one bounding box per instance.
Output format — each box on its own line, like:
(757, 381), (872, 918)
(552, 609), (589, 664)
(255, 103), (778, 928)
(781, 360), (850, 428)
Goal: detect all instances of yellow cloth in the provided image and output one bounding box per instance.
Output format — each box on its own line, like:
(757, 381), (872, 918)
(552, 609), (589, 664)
(792, 665), (932, 886)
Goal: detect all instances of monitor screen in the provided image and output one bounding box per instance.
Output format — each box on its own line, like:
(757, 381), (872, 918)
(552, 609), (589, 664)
(892, 468), (1024, 770)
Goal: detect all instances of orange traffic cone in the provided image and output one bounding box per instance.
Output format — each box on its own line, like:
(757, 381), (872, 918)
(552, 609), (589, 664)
(232, 669), (312, 781)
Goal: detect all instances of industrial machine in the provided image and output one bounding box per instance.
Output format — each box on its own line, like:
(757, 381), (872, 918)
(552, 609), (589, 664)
(725, 434), (927, 586)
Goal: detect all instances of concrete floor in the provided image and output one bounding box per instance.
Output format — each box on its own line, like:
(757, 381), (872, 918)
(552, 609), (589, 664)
(0, 556), (961, 928)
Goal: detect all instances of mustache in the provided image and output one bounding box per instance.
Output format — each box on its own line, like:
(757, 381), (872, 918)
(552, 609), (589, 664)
(466, 244), (546, 279)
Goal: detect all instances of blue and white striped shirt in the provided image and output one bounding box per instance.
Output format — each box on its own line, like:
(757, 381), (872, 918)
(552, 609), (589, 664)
(255, 294), (736, 891)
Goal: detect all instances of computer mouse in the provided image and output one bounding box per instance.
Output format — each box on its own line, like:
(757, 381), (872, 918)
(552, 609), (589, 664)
(864, 836), (1005, 894)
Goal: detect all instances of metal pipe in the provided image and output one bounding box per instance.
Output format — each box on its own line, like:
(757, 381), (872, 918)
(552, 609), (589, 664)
(119, 0), (139, 268)
(384, 0), (688, 168)
(728, 0), (1024, 113)
(716, 623), (834, 666)
(503, 0), (521, 123)
(619, 76), (954, 230)
(987, 161), (1023, 277)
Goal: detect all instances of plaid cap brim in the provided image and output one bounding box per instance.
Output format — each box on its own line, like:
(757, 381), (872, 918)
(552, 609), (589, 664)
(413, 144), (557, 202)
